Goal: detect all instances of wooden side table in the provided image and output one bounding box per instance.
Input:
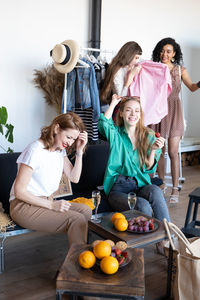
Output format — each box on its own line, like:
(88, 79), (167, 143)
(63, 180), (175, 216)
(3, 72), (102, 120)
(56, 245), (145, 300)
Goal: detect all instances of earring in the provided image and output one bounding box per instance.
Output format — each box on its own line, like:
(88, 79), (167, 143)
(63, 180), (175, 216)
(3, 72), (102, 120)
(171, 58), (175, 63)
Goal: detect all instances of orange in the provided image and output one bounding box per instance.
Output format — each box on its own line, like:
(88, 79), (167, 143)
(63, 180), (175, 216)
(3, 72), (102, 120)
(111, 212), (126, 224)
(100, 256), (119, 274)
(93, 241), (111, 259)
(114, 218), (128, 231)
(78, 250), (96, 269)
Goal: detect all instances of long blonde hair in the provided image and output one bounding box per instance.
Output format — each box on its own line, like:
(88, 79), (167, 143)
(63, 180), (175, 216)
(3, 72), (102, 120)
(100, 41), (142, 104)
(116, 97), (153, 168)
(40, 112), (86, 154)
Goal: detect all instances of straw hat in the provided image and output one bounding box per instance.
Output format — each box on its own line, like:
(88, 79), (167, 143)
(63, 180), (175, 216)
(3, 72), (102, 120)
(50, 40), (80, 74)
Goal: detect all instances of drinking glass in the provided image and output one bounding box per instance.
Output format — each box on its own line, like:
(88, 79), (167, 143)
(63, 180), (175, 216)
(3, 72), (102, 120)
(128, 192), (137, 211)
(91, 190), (101, 223)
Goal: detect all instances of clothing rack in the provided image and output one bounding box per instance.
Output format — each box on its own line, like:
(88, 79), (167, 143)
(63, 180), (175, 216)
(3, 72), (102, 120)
(63, 47), (115, 113)
(81, 47), (115, 54)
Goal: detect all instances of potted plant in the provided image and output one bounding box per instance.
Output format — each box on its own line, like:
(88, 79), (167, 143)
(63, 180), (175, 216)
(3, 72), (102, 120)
(0, 106), (14, 153)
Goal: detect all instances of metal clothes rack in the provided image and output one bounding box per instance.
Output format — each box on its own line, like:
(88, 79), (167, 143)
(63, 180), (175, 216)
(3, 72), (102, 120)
(81, 47), (115, 54)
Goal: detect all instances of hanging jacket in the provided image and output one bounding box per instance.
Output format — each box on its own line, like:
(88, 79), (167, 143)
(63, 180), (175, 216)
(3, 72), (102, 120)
(62, 58), (100, 122)
(128, 60), (172, 126)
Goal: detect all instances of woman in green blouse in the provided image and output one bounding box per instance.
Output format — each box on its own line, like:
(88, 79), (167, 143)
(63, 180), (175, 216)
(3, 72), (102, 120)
(98, 95), (170, 222)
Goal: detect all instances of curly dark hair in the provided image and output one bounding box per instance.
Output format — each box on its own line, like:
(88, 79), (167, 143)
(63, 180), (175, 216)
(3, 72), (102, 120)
(152, 37), (183, 65)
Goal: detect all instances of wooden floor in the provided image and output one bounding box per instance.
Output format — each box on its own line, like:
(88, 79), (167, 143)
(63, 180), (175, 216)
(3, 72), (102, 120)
(0, 165), (200, 300)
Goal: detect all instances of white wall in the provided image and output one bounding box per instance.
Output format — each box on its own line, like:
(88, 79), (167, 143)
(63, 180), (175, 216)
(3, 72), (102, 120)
(101, 0), (200, 137)
(0, 0), (89, 152)
(1, 0), (200, 152)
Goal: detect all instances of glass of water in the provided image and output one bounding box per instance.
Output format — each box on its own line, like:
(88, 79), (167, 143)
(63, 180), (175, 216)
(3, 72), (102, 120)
(128, 192), (137, 211)
(91, 190), (101, 223)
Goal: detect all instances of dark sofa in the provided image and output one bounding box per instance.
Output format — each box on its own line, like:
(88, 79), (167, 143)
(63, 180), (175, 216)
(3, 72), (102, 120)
(0, 139), (163, 216)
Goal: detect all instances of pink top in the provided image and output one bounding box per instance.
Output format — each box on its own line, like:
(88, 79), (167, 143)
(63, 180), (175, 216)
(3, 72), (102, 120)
(128, 60), (172, 126)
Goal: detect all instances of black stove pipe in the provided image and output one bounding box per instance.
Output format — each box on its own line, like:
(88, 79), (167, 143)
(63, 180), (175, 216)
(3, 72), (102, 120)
(89, 0), (102, 57)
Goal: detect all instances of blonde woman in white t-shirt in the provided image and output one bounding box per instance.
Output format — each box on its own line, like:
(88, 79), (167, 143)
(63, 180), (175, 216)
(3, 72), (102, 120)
(9, 112), (91, 253)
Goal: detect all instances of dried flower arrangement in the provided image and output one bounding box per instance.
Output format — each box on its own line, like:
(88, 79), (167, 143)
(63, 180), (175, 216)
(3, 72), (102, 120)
(33, 64), (64, 113)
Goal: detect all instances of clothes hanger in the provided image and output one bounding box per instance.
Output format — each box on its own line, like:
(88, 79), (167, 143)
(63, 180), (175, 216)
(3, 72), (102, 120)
(76, 58), (90, 68)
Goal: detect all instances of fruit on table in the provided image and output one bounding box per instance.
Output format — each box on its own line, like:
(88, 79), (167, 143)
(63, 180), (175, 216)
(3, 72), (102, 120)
(128, 215), (155, 232)
(110, 247), (129, 266)
(100, 255), (119, 274)
(111, 212), (126, 223)
(91, 240), (102, 247)
(92, 239), (127, 250)
(155, 132), (161, 138)
(78, 239), (129, 274)
(114, 217), (128, 231)
(104, 239), (115, 247)
(121, 251), (128, 258)
(93, 240), (111, 259)
(78, 250), (96, 269)
(114, 248), (122, 256)
(115, 241), (127, 251)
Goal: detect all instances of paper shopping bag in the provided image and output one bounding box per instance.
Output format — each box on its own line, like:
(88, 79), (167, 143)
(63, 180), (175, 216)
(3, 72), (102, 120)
(163, 219), (200, 300)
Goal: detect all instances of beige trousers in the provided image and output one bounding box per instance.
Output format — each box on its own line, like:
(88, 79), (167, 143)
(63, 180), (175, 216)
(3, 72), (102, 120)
(10, 199), (92, 249)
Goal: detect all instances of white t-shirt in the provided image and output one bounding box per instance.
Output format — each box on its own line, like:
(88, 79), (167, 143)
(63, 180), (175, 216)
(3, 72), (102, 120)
(9, 140), (66, 201)
(113, 67), (128, 96)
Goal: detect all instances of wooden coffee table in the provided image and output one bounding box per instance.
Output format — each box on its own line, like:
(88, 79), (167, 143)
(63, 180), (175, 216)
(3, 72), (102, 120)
(56, 245), (145, 300)
(89, 210), (167, 248)
(89, 210), (171, 299)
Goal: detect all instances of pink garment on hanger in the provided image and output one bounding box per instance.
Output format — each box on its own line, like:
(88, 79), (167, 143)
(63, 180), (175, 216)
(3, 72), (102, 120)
(128, 60), (172, 126)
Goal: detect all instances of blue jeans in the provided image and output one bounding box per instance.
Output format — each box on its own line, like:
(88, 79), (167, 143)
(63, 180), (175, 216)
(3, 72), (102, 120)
(108, 175), (170, 221)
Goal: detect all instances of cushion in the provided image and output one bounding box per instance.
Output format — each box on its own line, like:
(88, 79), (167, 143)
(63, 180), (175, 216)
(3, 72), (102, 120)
(71, 141), (110, 192)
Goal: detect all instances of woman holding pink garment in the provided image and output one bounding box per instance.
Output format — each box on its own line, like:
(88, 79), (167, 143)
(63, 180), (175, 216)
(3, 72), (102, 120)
(150, 37), (200, 204)
(100, 41), (142, 108)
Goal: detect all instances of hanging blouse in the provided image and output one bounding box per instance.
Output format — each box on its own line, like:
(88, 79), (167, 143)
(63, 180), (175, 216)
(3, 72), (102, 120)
(129, 60), (172, 126)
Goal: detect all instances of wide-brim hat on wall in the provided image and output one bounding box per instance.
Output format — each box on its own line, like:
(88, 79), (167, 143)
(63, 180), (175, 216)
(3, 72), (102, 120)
(50, 40), (80, 74)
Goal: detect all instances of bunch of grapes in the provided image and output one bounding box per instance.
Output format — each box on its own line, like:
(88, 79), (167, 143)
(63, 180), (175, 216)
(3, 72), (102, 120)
(127, 216), (154, 233)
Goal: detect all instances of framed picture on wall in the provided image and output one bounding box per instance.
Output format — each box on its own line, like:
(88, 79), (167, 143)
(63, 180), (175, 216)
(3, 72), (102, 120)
(53, 172), (72, 198)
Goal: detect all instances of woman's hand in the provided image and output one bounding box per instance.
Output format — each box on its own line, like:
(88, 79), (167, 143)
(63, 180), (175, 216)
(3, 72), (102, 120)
(51, 199), (71, 212)
(130, 64), (142, 75)
(76, 130), (88, 153)
(126, 64), (142, 87)
(148, 136), (165, 169)
(152, 136), (165, 150)
(104, 94), (121, 120)
(111, 94), (121, 106)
